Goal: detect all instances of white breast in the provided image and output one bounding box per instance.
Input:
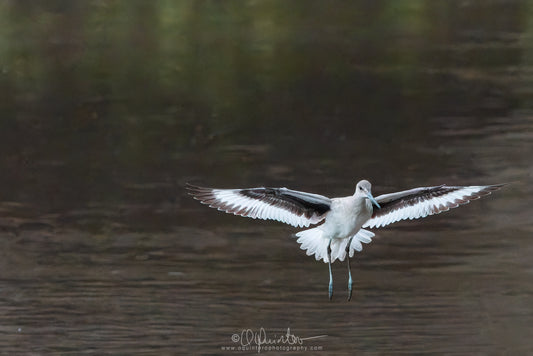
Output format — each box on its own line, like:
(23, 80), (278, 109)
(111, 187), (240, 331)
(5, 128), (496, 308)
(321, 196), (372, 239)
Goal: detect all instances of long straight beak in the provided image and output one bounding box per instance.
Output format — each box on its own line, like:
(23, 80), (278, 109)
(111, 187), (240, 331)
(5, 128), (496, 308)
(366, 193), (381, 209)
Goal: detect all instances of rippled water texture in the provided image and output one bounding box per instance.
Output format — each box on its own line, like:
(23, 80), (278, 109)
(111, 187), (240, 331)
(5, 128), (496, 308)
(0, 1), (532, 354)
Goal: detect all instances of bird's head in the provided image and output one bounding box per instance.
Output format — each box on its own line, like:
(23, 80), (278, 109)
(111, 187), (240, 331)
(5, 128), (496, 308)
(355, 180), (381, 209)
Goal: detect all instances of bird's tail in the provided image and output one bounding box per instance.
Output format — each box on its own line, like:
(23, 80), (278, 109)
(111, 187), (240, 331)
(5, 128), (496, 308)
(295, 228), (375, 263)
(348, 229), (375, 257)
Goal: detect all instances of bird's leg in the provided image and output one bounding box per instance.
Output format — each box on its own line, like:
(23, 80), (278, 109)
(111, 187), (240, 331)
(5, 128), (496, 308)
(346, 237), (354, 301)
(327, 239), (333, 300)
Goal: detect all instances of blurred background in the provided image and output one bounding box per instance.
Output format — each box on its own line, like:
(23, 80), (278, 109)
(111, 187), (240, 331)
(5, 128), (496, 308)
(0, 0), (531, 354)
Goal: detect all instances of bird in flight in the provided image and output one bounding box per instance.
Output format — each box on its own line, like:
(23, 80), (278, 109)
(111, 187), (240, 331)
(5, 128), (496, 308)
(186, 180), (504, 300)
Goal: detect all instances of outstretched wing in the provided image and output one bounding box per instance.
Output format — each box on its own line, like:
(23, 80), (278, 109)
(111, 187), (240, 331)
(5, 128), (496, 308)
(186, 184), (332, 228)
(363, 184), (505, 229)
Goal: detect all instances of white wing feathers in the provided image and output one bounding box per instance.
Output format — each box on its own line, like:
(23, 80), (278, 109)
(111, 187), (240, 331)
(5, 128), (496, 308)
(186, 184), (332, 228)
(363, 184), (505, 229)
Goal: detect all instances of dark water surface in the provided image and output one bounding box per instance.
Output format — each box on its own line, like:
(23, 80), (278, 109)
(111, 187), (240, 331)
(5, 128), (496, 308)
(0, 1), (532, 354)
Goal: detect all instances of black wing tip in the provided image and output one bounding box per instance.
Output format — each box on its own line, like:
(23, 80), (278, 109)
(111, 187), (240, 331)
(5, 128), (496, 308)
(185, 182), (204, 189)
(481, 183), (507, 193)
(185, 183), (203, 193)
(444, 183), (507, 193)
(489, 183), (507, 188)
(454, 182), (507, 198)
(185, 183), (217, 201)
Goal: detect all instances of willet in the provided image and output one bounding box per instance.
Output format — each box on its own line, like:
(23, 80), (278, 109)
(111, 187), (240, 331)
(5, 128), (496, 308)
(186, 180), (504, 300)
